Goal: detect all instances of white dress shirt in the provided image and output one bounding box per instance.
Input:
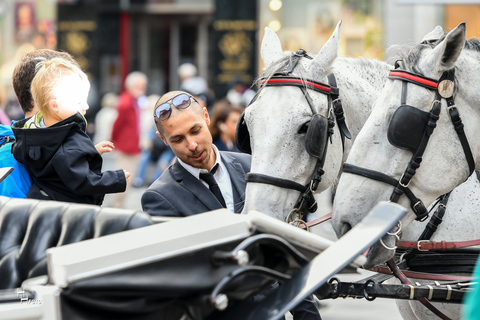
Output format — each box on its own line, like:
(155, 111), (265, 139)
(178, 145), (234, 212)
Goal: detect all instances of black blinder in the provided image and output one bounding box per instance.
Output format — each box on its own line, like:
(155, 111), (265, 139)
(305, 114), (329, 159)
(387, 105), (430, 153)
(235, 111), (251, 154)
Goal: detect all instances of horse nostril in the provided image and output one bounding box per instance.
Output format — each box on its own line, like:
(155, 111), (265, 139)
(340, 222), (352, 237)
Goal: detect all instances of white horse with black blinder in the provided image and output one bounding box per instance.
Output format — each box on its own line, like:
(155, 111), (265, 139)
(333, 22), (480, 320)
(239, 21), (391, 222)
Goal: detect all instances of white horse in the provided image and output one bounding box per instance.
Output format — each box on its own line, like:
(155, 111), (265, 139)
(332, 22), (480, 319)
(240, 22), (391, 222)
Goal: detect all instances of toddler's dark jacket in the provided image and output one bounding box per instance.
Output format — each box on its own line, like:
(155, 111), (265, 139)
(12, 112), (126, 205)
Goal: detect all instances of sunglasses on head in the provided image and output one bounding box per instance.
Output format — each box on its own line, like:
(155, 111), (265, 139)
(154, 93), (197, 120)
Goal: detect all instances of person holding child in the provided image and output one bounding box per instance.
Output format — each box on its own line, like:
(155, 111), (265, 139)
(0, 49), (79, 198)
(11, 57), (129, 205)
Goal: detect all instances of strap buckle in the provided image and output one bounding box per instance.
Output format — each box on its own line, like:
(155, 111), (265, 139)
(399, 173), (410, 188)
(447, 105), (458, 119)
(417, 240), (432, 251)
(412, 201), (424, 214)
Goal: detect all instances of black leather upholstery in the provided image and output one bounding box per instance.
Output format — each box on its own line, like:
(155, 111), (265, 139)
(0, 196), (152, 289)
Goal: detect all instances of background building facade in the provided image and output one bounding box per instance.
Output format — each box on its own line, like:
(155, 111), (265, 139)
(0, 0), (478, 121)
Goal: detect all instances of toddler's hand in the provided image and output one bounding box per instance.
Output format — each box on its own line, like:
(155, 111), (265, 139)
(123, 170), (131, 182)
(95, 141), (115, 155)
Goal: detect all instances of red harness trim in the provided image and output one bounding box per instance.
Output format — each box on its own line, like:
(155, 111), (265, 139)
(299, 212), (332, 230)
(397, 239), (480, 251)
(386, 259), (453, 320)
(371, 265), (474, 282)
(389, 71), (438, 90)
(261, 78), (331, 94)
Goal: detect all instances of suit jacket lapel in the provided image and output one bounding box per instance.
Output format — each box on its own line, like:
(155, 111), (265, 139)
(171, 161), (223, 211)
(221, 152), (247, 213)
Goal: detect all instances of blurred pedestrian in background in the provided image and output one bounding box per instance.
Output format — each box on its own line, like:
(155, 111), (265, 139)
(133, 94), (175, 188)
(226, 79), (256, 107)
(178, 62), (213, 107)
(208, 99), (244, 152)
(93, 92), (118, 146)
(111, 71), (147, 208)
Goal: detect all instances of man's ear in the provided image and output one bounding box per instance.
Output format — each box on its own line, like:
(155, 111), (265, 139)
(156, 131), (169, 146)
(203, 107), (210, 126)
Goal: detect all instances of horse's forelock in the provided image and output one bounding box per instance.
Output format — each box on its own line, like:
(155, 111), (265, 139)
(386, 44), (429, 74)
(254, 51), (310, 94)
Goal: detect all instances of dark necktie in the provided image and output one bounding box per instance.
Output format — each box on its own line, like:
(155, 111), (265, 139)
(199, 164), (226, 208)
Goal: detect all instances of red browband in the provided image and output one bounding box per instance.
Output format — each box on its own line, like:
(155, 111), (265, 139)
(397, 238), (480, 251)
(261, 78), (331, 94)
(389, 71), (438, 90)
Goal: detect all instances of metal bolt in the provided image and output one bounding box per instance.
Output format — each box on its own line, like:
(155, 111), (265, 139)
(213, 293), (228, 310)
(234, 250), (249, 267)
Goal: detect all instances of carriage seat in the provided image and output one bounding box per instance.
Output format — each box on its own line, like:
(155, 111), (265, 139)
(0, 196), (153, 290)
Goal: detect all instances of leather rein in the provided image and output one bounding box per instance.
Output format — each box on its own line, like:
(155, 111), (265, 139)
(245, 49), (351, 226)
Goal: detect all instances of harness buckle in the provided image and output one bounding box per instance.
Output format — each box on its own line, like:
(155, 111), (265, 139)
(447, 105), (458, 118)
(412, 201), (422, 213)
(332, 97), (341, 107)
(417, 240), (432, 251)
(398, 173), (411, 188)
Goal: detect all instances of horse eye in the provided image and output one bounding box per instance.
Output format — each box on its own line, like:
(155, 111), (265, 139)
(298, 121), (310, 134)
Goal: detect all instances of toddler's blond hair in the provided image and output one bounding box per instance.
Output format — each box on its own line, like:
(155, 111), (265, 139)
(31, 57), (88, 115)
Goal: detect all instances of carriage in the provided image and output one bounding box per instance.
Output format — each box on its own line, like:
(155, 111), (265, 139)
(2, 20), (480, 320)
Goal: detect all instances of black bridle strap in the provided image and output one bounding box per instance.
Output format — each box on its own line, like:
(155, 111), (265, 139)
(245, 173), (318, 214)
(392, 99), (441, 208)
(343, 163), (428, 220)
(447, 103), (475, 175)
(246, 173), (306, 193)
(344, 67), (475, 223)
(328, 73), (351, 141)
(245, 49), (350, 219)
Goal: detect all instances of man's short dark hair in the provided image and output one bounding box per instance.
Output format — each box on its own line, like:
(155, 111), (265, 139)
(12, 49), (79, 115)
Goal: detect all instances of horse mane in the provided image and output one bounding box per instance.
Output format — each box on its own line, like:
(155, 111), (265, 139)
(337, 56), (391, 78)
(464, 37), (480, 52)
(387, 35), (480, 74)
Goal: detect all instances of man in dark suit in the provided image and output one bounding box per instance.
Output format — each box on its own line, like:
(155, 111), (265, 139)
(141, 90), (320, 319)
(141, 91), (250, 216)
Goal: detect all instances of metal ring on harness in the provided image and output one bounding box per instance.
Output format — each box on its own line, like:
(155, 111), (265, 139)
(386, 220), (402, 238)
(328, 277), (340, 299)
(380, 237), (397, 251)
(290, 219), (309, 232)
(363, 279), (377, 301)
(286, 208), (301, 224)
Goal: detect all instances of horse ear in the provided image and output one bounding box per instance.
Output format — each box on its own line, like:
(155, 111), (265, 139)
(427, 22), (465, 71)
(421, 25), (444, 43)
(261, 27), (284, 69)
(309, 20), (341, 77)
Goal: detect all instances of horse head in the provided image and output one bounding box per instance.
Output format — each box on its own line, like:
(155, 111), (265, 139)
(333, 22), (480, 269)
(239, 22), (345, 221)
